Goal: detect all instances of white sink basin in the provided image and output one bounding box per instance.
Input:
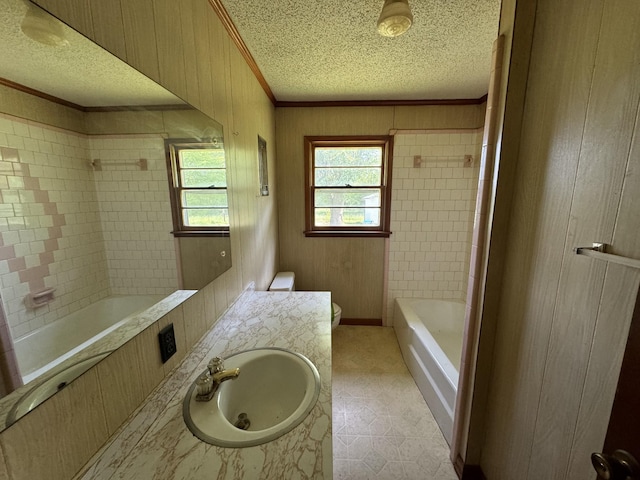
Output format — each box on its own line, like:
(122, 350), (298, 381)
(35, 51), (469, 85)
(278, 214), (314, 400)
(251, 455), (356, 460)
(6, 351), (112, 427)
(183, 347), (320, 447)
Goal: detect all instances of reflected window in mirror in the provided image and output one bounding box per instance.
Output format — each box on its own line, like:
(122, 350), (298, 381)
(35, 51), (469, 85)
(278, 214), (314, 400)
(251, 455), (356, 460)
(166, 139), (229, 236)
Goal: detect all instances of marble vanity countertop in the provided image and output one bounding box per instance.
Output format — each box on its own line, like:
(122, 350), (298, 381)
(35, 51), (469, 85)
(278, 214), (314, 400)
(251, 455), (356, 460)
(77, 291), (333, 480)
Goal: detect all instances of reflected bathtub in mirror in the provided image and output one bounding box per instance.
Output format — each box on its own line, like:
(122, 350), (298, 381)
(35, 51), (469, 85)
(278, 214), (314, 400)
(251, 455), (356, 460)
(0, 0), (232, 431)
(16, 295), (164, 384)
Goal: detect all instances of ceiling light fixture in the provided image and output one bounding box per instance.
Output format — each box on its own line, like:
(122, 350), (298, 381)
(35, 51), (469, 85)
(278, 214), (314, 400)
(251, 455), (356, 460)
(21, 3), (69, 47)
(377, 0), (413, 38)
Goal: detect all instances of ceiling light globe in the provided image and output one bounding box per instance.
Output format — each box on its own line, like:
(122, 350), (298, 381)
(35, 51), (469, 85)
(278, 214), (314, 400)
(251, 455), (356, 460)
(377, 0), (413, 37)
(21, 4), (69, 47)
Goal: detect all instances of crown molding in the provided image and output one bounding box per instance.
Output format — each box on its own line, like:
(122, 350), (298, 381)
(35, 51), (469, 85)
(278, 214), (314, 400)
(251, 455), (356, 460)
(208, 0), (277, 105)
(0, 77), (189, 113)
(0, 77), (84, 111)
(275, 95), (488, 108)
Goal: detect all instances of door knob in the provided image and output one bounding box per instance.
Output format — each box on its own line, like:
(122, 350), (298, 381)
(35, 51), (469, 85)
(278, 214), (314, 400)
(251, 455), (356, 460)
(591, 450), (640, 480)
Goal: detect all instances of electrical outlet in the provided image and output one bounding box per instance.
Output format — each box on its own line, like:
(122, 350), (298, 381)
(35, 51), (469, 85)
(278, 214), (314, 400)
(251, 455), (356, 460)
(158, 323), (177, 363)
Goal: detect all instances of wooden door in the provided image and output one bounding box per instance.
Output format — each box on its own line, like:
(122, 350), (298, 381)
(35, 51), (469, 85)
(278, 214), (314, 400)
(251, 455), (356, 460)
(591, 285), (640, 478)
(478, 0), (640, 478)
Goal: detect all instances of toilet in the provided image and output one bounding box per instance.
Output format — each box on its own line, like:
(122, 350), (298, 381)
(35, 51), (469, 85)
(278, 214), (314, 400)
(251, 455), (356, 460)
(268, 272), (341, 330)
(268, 271), (296, 291)
(331, 302), (342, 330)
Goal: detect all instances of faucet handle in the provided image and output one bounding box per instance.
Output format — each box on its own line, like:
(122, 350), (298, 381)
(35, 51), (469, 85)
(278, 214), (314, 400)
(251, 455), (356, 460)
(208, 357), (224, 374)
(195, 371), (214, 399)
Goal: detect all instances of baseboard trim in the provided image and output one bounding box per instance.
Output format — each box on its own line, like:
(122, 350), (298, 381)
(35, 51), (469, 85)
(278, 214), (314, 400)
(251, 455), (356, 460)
(340, 318), (383, 326)
(461, 464), (487, 480)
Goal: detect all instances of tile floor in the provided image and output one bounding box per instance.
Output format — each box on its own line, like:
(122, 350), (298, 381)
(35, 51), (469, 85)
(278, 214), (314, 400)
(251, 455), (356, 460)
(332, 325), (458, 480)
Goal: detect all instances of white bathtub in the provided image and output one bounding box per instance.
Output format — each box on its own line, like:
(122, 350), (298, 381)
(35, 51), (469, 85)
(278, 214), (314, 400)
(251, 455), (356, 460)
(15, 295), (164, 384)
(393, 298), (465, 445)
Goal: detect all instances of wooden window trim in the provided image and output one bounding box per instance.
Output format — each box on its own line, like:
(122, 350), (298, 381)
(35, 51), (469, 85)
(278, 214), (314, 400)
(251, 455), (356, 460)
(171, 230), (230, 238)
(165, 139), (230, 236)
(304, 135), (393, 238)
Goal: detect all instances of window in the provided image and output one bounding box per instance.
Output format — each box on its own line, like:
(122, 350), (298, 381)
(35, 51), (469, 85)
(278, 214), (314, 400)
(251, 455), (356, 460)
(304, 136), (393, 237)
(166, 139), (229, 236)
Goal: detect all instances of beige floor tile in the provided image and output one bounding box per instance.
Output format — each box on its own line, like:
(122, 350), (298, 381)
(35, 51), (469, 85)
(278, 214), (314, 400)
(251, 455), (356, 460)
(332, 325), (456, 480)
(333, 459), (351, 480)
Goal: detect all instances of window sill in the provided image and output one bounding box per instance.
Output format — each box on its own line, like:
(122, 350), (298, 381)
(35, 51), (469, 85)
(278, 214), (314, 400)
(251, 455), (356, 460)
(171, 230), (230, 238)
(303, 230), (391, 238)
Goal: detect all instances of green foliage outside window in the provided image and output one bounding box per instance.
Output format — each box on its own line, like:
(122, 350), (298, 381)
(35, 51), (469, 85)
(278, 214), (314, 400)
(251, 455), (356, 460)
(170, 143), (229, 230)
(313, 146), (383, 227)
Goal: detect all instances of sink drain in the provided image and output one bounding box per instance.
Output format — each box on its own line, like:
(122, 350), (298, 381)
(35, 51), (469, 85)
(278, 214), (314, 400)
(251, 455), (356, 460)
(234, 413), (251, 430)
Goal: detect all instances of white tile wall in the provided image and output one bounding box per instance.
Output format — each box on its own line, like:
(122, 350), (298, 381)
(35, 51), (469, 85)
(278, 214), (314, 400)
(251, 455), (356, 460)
(386, 129), (482, 323)
(0, 114), (178, 343)
(0, 114), (110, 341)
(90, 135), (178, 295)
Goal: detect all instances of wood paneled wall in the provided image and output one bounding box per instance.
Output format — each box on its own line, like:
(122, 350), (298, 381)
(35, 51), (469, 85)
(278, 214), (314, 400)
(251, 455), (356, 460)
(0, 0), (278, 478)
(275, 105), (485, 321)
(469, 0), (640, 478)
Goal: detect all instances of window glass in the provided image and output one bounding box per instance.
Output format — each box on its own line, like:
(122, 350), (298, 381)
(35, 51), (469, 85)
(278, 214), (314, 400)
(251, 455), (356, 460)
(167, 140), (229, 234)
(180, 149), (226, 169)
(182, 208), (229, 227)
(180, 169), (227, 188)
(315, 167), (381, 187)
(314, 147), (382, 167)
(304, 137), (393, 237)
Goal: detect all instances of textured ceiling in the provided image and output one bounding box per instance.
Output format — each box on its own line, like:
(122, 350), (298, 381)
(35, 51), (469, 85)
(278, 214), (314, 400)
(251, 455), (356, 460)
(220, 0), (501, 102)
(0, 0), (182, 107)
(1, 0), (501, 106)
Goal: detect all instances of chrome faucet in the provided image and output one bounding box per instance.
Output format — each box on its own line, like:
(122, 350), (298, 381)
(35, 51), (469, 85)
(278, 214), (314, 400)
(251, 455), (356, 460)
(195, 357), (240, 402)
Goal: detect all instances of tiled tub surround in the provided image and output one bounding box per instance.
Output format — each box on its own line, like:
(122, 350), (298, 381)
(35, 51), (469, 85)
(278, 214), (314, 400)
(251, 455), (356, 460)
(76, 291), (332, 480)
(386, 130), (482, 323)
(0, 112), (178, 343)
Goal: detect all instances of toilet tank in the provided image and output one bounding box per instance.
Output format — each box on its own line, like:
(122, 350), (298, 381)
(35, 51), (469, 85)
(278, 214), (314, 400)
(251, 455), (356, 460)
(268, 272), (295, 291)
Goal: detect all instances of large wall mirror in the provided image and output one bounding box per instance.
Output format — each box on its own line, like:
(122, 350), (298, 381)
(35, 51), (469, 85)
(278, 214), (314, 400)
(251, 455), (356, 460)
(0, 0), (231, 430)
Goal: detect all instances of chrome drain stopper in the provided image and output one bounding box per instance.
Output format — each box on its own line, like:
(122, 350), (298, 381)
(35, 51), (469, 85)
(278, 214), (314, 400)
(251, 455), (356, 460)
(234, 413), (250, 430)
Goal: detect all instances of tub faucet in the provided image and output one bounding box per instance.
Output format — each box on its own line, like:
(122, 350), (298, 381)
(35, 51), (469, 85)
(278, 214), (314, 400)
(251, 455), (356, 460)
(195, 357), (240, 402)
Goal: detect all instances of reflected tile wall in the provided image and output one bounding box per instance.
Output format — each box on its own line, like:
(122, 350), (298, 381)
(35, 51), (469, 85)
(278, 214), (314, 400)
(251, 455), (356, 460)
(89, 134), (177, 295)
(0, 114), (180, 343)
(0, 113), (110, 341)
